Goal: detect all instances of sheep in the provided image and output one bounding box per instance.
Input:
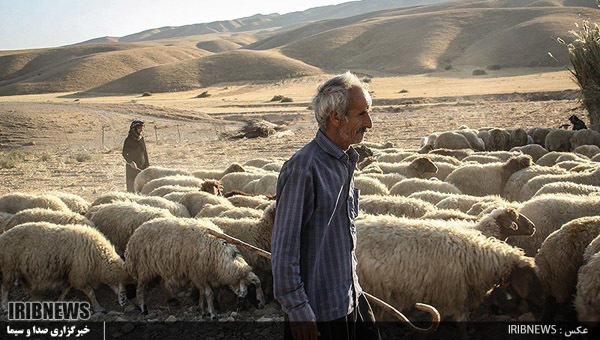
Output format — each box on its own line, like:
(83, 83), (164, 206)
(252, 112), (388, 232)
(593, 153), (600, 162)
(404, 153), (461, 166)
(179, 191), (233, 217)
(243, 158), (272, 168)
(262, 161), (284, 172)
(445, 155), (533, 197)
(535, 152), (570, 167)
(358, 195), (435, 218)
(455, 129), (486, 151)
(360, 141), (394, 149)
(474, 151), (520, 162)
(488, 128), (511, 151)
(528, 127), (552, 146)
(421, 208), (478, 221)
(86, 202), (173, 256)
(0, 193), (70, 214)
(0, 212), (12, 231)
(148, 185), (200, 197)
(462, 154), (503, 164)
(361, 173), (405, 190)
(555, 153), (591, 164)
(509, 128), (528, 148)
(534, 216), (600, 321)
(197, 204), (263, 219)
(407, 190), (455, 205)
(433, 131), (472, 150)
(574, 145), (600, 159)
(428, 148), (473, 160)
(507, 194), (600, 256)
(575, 250), (600, 323)
(354, 176), (389, 195)
(141, 175), (204, 195)
(583, 235), (600, 263)
(363, 157), (438, 179)
(435, 194), (506, 214)
(519, 168), (600, 201)
(545, 129), (575, 152)
(554, 160), (589, 171)
(503, 165), (568, 201)
(355, 212), (541, 326)
(226, 194), (271, 209)
(533, 182), (600, 198)
(0, 222), (129, 312)
(134, 166), (191, 193)
(125, 217), (265, 317)
(135, 197), (190, 217)
(390, 178), (462, 196)
(375, 151), (414, 163)
(220, 172), (268, 192)
(253, 173), (279, 196)
(2, 208), (94, 233)
(466, 199), (517, 217)
(570, 129), (600, 150)
(90, 191), (141, 207)
(510, 144), (548, 162)
(192, 163), (245, 180)
(46, 191), (91, 215)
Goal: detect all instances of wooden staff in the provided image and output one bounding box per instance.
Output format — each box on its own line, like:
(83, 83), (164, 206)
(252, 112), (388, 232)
(202, 228), (440, 334)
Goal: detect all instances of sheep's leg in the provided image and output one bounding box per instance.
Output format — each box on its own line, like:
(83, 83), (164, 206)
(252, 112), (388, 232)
(1, 280), (11, 312)
(201, 283), (217, 320)
(136, 281), (148, 315)
(58, 287), (71, 301)
(248, 273), (265, 309)
(78, 285), (105, 313)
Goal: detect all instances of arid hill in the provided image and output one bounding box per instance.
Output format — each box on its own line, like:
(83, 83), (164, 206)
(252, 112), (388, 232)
(85, 50), (323, 94)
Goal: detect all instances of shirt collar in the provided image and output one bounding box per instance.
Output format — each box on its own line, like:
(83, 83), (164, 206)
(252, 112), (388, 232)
(315, 129), (359, 164)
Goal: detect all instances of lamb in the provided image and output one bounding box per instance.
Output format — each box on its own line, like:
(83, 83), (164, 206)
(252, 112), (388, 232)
(355, 211), (541, 326)
(2, 208), (94, 233)
(0, 222), (129, 312)
(141, 175), (205, 195)
(575, 249), (600, 323)
(125, 217), (265, 317)
(445, 155), (533, 197)
(179, 191), (233, 217)
(507, 194), (600, 256)
(86, 202), (173, 256)
(518, 168), (600, 201)
(510, 144), (548, 162)
(503, 165), (568, 201)
(545, 129), (575, 152)
(390, 178), (461, 196)
(534, 216), (600, 321)
(192, 163), (245, 180)
(354, 176), (389, 195)
(533, 182), (600, 198)
(358, 195), (435, 218)
(361, 173), (405, 190)
(574, 145), (600, 159)
(0, 193), (70, 214)
(46, 191), (91, 215)
(428, 148), (473, 160)
(134, 166), (191, 193)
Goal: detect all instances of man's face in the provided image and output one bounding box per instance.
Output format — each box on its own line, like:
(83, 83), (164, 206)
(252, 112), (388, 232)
(135, 125), (144, 134)
(338, 86), (372, 146)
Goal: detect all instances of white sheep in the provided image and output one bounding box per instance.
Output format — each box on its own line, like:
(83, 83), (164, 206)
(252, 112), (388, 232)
(225, 194), (271, 209)
(421, 208), (478, 221)
(575, 239), (600, 323)
(141, 175), (205, 195)
(519, 168), (600, 201)
(508, 194), (600, 256)
(0, 212), (12, 231)
(134, 166), (191, 193)
(354, 176), (389, 195)
(435, 194), (506, 214)
(46, 191), (91, 215)
(356, 211), (541, 325)
(125, 217), (265, 317)
(0, 222), (129, 312)
(179, 191), (233, 217)
(554, 160), (588, 171)
(148, 185), (199, 197)
(428, 148), (473, 160)
(361, 173), (405, 190)
(433, 131), (472, 150)
(473, 151), (519, 162)
(0, 193), (70, 214)
(534, 216), (600, 321)
(533, 182), (600, 198)
(528, 127), (552, 146)
(574, 145), (600, 159)
(510, 144), (548, 162)
(197, 203), (263, 219)
(592, 153), (600, 162)
(2, 208), (94, 233)
(243, 158), (272, 168)
(220, 172), (268, 193)
(253, 173), (279, 196)
(404, 153), (461, 166)
(445, 155), (533, 197)
(89, 191), (189, 217)
(462, 154), (503, 164)
(364, 157), (439, 179)
(545, 129), (575, 152)
(509, 128), (529, 148)
(407, 190), (455, 205)
(90, 191), (141, 207)
(358, 195), (435, 218)
(390, 178), (461, 196)
(488, 128), (511, 151)
(86, 202), (173, 256)
(375, 151), (414, 163)
(569, 129), (600, 150)
(192, 163), (245, 180)
(503, 165), (568, 201)
(262, 161), (283, 172)
(427, 161), (457, 181)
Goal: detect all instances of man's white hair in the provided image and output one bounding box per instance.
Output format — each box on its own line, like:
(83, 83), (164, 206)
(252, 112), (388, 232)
(312, 72), (371, 131)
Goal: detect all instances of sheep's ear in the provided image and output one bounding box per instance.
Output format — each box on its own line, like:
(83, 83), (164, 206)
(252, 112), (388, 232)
(495, 209), (518, 230)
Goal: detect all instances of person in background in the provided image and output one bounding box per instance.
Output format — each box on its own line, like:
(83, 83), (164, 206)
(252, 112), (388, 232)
(122, 120), (149, 192)
(271, 72), (381, 340)
(569, 114), (588, 130)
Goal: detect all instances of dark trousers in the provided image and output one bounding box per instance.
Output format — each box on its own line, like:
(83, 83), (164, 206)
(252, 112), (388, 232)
(126, 166), (141, 193)
(284, 294), (381, 340)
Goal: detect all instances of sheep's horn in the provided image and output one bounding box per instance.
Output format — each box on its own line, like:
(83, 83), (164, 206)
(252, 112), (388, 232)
(203, 228), (440, 332)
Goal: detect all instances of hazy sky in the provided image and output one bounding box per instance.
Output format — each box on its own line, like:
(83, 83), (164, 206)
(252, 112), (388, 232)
(0, 0), (350, 50)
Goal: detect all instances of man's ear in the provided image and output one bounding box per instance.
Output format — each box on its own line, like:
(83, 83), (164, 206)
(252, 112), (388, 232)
(329, 110), (341, 128)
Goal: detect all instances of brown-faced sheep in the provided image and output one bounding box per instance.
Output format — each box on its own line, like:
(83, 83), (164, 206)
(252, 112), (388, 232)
(125, 217), (265, 318)
(535, 217), (600, 321)
(445, 155), (533, 197)
(2, 208), (94, 233)
(0, 193), (70, 214)
(0, 223), (129, 312)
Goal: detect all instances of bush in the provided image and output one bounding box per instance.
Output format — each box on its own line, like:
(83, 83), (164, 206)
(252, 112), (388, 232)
(196, 91), (211, 98)
(142, 92), (152, 97)
(73, 152), (92, 162)
(399, 89), (409, 93)
(270, 95), (284, 102)
(362, 77), (372, 83)
(472, 69), (487, 76)
(486, 64), (503, 70)
(444, 64), (452, 70)
(281, 97), (293, 103)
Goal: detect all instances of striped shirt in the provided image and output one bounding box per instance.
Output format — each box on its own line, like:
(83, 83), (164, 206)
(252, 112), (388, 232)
(271, 129), (362, 323)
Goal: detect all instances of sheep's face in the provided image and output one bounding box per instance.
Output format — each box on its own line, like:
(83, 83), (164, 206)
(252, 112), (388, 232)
(503, 155), (533, 175)
(509, 258), (543, 307)
(202, 180), (224, 196)
(231, 282), (248, 298)
(410, 157), (438, 176)
(262, 202), (277, 227)
(226, 163), (245, 174)
(493, 208), (535, 239)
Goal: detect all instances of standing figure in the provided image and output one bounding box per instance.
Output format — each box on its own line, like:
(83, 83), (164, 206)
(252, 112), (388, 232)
(122, 120), (149, 192)
(271, 72), (380, 340)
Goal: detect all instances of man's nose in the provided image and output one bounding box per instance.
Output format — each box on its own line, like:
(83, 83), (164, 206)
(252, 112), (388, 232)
(364, 113), (373, 129)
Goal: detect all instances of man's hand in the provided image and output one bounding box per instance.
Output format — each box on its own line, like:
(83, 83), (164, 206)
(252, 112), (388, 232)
(128, 161), (139, 170)
(291, 320), (320, 340)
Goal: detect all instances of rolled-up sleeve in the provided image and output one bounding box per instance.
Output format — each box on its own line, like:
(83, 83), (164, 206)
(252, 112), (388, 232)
(271, 162), (315, 323)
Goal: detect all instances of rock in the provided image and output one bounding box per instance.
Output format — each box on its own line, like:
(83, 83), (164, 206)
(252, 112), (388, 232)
(229, 312), (238, 318)
(146, 312), (157, 319)
(111, 332), (123, 338)
(116, 316), (129, 322)
(121, 323), (135, 333)
(218, 316), (235, 322)
(124, 304), (136, 313)
(518, 312), (536, 322)
(107, 311), (123, 317)
(165, 315), (177, 323)
(256, 316), (274, 322)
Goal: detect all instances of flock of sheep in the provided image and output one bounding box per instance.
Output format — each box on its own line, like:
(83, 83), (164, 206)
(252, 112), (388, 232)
(0, 124), (599, 334)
